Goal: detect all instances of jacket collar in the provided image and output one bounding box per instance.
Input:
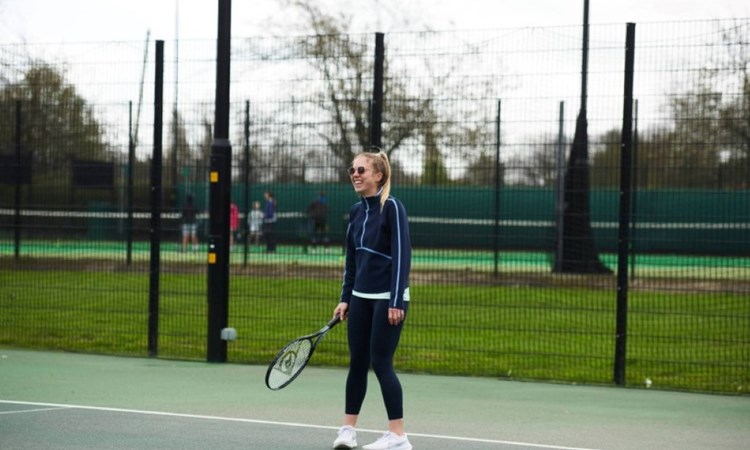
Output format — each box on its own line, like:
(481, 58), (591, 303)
(360, 187), (383, 207)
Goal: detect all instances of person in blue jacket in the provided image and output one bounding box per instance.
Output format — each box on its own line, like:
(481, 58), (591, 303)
(332, 149), (412, 450)
(262, 190), (277, 253)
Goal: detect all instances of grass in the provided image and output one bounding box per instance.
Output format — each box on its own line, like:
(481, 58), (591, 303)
(3, 239), (749, 279)
(1, 269), (748, 395)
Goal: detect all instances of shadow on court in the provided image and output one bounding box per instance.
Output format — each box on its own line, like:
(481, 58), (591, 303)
(1, 348), (748, 449)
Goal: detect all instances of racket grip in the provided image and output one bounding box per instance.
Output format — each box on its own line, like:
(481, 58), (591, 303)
(328, 315), (342, 328)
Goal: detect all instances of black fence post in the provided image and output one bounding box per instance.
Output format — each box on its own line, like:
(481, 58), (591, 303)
(493, 99), (502, 277)
(13, 101), (22, 260)
(555, 101), (566, 272)
(207, 0), (232, 363)
(629, 99), (639, 279)
(127, 101), (135, 266)
(614, 23), (636, 386)
(148, 40), (165, 358)
(369, 32), (384, 149)
(242, 100), (250, 267)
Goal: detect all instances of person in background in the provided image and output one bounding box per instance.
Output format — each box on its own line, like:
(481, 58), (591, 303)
(263, 191), (277, 253)
(332, 150), (413, 450)
(229, 201), (239, 250)
(181, 194), (199, 252)
(306, 191), (330, 249)
(248, 200), (264, 245)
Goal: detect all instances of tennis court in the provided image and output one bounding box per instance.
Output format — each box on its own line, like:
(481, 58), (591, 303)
(1, 348), (748, 449)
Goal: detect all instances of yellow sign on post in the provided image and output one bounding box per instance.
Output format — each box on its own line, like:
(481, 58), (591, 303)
(208, 252), (217, 264)
(210, 171), (219, 183)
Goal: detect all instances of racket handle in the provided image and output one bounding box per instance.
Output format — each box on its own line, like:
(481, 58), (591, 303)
(328, 314), (342, 328)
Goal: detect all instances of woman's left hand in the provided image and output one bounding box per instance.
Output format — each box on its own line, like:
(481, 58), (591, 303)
(387, 308), (405, 326)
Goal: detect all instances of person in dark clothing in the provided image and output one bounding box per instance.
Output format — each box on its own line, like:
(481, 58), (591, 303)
(181, 194), (199, 252)
(306, 191), (330, 248)
(263, 191), (277, 253)
(332, 150), (413, 450)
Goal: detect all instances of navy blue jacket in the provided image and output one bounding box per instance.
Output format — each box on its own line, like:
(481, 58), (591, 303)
(340, 193), (411, 309)
(263, 199), (276, 223)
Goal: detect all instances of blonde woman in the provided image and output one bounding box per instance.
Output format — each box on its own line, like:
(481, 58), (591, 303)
(333, 150), (412, 450)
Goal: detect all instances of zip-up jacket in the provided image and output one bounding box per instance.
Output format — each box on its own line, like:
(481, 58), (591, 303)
(263, 200), (276, 223)
(340, 193), (411, 310)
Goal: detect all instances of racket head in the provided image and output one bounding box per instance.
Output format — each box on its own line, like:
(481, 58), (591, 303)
(265, 315), (341, 391)
(265, 337), (314, 390)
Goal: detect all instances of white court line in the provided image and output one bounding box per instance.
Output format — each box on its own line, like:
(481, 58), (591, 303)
(0, 400), (601, 450)
(0, 406), (71, 415)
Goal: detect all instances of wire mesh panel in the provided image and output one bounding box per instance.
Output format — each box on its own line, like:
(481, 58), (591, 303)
(0, 20), (748, 393)
(620, 20), (750, 393)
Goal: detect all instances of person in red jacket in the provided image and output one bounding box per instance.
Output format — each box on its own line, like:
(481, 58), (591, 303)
(229, 201), (239, 250)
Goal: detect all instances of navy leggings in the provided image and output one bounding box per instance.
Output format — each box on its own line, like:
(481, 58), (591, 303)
(345, 296), (407, 420)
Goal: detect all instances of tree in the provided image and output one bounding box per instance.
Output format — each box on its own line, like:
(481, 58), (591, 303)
(275, 0), (423, 180)
(589, 129), (622, 188)
(0, 64), (111, 174)
(620, 20), (750, 190)
(712, 20), (750, 188)
(269, 0), (493, 183)
(503, 134), (563, 188)
(166, 110), (192, 207)
(420, 100), (449, 185)
(462, 150), (503, 186)
(245, 1), (506, 185)
(718, 77), (750, 188)
(666, 91), (724, 188)
(196, 117), (213, 176)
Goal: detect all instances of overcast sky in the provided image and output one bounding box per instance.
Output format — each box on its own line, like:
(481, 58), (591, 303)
(1, 0), (749, 44)
(1, 1), (746, 167)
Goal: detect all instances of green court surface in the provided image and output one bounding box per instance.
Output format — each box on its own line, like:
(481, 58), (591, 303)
(2, 240), (749, 278)
(1, 348), (748, 449)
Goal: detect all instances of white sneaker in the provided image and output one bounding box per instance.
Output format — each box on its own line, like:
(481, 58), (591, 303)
(333, 425), (358, 449)
(362, 432), (412, 450)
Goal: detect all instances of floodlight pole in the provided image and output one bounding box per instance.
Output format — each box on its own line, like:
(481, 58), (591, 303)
(207, 0), (232, 363)
(580, 0), (589, 114)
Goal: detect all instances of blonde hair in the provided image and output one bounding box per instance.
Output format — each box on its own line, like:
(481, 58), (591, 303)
(355, 149), (392, 211)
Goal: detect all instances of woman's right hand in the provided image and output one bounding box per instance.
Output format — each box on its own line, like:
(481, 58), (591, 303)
(334, 302), (349, 321)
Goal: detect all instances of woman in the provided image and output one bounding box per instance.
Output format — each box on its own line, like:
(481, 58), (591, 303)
(333, 150), (412, 450)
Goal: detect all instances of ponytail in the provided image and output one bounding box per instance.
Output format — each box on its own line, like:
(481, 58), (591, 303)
(376, 151), (392, 211)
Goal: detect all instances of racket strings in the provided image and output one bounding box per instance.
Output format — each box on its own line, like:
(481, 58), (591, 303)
(267, 339), (313, 389)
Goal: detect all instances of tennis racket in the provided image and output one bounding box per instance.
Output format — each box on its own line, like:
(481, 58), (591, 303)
(265, 315), (341, 390)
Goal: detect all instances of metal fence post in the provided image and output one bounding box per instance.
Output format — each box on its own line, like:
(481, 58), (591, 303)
(493, 99), (502, 277)
(614, 23), (636, 386)
(148, 40), (165, 358)
(127, 101), (134, 266)
(207, 0), (232, 363)
(242, 100), (250, 267)
(555, 101), (565, 272)
(13, 101), (22, 260)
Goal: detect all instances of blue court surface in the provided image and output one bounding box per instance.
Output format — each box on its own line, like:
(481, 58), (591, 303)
(1, 348), (748, 449)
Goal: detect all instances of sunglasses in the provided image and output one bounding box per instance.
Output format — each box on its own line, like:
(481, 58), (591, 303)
(348, 166), (367, 176)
